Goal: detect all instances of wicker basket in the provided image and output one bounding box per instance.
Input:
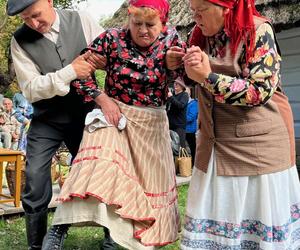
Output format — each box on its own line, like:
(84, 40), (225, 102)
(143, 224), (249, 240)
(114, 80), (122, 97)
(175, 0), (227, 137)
(179, 161), (192, 177)
(178, 148), (192, 177)
(5, 160), (26, 197)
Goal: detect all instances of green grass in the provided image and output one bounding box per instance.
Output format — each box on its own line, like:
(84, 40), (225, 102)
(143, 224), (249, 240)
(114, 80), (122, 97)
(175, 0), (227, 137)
(0, 185), (189, 250)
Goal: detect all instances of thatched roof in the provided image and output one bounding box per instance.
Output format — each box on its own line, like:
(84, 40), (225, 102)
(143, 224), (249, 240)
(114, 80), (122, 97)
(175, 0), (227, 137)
(102, 0), (300, 38)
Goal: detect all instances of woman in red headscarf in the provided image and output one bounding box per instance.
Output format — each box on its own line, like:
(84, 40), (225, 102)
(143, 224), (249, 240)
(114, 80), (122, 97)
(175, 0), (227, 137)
(167, 0), (300, 249)
(41, 0), (186, 249)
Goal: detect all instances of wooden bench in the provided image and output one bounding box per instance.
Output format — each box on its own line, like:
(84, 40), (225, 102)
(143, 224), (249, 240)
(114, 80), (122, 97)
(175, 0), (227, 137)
(0, 149), (23, 207)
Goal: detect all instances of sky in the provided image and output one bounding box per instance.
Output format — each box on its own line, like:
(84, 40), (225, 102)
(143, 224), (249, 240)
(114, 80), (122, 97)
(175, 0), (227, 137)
(77, 0), (124, 22)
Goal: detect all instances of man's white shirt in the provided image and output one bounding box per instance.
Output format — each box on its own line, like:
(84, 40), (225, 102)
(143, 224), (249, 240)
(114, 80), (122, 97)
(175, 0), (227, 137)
(11, 10), (103, 103)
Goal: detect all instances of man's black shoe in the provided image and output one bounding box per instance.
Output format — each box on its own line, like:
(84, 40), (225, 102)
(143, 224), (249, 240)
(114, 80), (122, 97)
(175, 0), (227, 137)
(25, 210), (48, 250)
(41, 224), (70, 250)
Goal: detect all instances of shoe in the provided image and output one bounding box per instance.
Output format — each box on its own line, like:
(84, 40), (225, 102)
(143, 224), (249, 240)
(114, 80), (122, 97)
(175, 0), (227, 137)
(102, 227), (117, 250)
(25, 210), (48, 250)
(41, 224), (70, 250)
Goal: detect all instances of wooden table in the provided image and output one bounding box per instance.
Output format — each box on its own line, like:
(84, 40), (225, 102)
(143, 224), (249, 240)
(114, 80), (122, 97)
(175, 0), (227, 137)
(0, 149), (23, 207)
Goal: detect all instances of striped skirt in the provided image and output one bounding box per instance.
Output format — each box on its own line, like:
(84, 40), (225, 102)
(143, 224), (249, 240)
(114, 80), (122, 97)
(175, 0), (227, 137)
(52, 101), (179, 249)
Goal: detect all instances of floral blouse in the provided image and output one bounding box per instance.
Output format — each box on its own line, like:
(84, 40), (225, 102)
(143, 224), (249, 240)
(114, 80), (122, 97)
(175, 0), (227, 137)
(203, 22), (282, 106)
(72, 26), (186, 107)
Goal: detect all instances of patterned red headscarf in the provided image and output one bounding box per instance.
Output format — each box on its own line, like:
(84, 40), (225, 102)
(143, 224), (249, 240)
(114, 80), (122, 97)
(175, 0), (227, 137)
(190, 0), (266, 64)
(129, 0), (170, 23)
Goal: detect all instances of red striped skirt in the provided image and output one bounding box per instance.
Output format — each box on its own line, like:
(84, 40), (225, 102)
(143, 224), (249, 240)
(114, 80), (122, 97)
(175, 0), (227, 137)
(54, 101), (179, 247)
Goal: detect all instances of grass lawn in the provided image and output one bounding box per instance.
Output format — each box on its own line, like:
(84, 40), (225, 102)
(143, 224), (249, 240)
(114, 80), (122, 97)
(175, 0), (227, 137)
(0, 185), (189, 250)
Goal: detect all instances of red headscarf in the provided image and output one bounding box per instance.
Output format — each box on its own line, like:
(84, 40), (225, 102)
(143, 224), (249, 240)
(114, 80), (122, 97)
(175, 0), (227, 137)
(129, 0), (170, 23)
(190, 0), (266, 64)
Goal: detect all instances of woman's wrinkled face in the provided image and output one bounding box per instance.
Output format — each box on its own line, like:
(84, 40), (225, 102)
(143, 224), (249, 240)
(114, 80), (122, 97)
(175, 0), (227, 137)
(129, 14), (163, 48)
(189, 0), (225, 37)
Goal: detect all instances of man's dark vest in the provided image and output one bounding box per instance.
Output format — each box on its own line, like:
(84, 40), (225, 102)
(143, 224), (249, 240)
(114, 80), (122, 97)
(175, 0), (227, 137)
(14, 10), (92, 122)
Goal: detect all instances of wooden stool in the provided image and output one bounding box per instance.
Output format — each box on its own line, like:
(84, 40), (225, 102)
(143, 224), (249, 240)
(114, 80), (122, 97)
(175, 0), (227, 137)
(0, 149), (23, 207)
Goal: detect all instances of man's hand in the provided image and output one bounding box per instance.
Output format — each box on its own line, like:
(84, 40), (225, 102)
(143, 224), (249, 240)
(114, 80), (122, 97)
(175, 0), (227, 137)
(71, 51), (95, 79)
(94, 93), (122, 127)
(166, 46), (186, 70)
(183, 46), (211, 83)
(86, 52), (107, 70)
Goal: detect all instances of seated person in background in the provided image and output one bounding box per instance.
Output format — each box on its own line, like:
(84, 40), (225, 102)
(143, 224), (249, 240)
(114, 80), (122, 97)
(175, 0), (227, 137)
(12, 92), (33, 153)
(13, 92), (28, 109)
(13, 92), (34, 123)
(167, 77), (189, 149)
(0, 112), (12, 149)
(2, 98), (21, 150)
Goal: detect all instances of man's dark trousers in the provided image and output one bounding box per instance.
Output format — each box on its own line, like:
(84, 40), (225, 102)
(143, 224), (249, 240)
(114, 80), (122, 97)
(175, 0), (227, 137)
(22, 109), (91, 249)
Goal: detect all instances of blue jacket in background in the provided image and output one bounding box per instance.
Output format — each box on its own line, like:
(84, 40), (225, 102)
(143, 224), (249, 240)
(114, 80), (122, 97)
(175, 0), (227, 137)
(13, 93), (33, 124)
(186, 99), (198, 133)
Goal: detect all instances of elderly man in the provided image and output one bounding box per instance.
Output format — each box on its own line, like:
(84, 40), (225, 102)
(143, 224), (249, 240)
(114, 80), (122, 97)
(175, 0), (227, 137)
(0, 112), (12, 148)
(7, 0), (110, 249)
(2, 98), (21, 150)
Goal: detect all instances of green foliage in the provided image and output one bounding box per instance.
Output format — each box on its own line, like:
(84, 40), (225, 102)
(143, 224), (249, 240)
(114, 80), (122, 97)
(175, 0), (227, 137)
(0, 185), (189, 250)
(0, 215), (26, 249)
(95, 70), (106, 89)
(53, 0), (86, 10)
(2, 88), (15, 99)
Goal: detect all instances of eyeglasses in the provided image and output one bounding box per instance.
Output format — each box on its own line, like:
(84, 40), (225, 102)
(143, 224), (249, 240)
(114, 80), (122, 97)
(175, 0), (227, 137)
(190, 7), (209, 17)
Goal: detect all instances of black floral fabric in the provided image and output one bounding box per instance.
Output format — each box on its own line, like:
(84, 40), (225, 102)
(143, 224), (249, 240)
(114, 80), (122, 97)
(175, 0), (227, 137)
(203, 23), (282, 106)
(72, 26), (186, 107)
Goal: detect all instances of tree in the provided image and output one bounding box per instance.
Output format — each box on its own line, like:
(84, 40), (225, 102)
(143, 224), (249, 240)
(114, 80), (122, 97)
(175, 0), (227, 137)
(0, 0), (86, 95)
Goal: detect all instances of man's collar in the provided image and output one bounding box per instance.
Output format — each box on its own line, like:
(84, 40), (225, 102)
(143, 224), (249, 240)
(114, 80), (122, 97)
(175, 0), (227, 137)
(51, 10), (60, 33)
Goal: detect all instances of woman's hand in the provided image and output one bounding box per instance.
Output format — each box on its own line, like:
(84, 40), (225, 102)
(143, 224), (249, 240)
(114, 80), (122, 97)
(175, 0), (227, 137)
(86, 52), (107, 70)
(183, 46), (212, 83)
(166, 46), (186, 70)
(94, 93), (122, 127)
